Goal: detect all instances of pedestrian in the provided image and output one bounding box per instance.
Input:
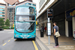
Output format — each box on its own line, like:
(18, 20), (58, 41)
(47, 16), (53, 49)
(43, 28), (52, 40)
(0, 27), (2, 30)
(44, 26), (47, 32)
(40, 25), (44, 37)
(53, 22), (59, 48)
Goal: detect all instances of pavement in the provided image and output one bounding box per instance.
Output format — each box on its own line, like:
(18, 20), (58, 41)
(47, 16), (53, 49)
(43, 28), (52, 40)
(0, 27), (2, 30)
(0, 30), (41, 50)
(36, 30), (75, 50)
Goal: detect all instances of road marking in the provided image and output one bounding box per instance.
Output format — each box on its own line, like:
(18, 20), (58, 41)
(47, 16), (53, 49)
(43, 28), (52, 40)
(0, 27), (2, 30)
(2, 38), (13, 46)
(8, 40), (10, 42)
(2, 43), (6, 46)
(32, 41), (38, 50)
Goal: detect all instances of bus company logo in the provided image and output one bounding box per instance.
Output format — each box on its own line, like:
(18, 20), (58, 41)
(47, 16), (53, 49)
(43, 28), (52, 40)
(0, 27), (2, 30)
(70, 10), (75, 17)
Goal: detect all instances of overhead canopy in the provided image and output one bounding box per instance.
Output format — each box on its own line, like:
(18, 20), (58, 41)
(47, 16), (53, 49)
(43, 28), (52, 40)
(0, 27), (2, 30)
(36, 0), (58, 19)
(4, 0), (18, 5)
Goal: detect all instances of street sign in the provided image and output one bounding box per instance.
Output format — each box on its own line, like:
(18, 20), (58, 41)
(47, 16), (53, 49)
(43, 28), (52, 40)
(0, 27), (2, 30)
(47, 9), (53, 18)
(47, 9), (53, 45)
(4, 0), (17, 5)
(47, 17), (51, 45)
(47, 23), (51, 36)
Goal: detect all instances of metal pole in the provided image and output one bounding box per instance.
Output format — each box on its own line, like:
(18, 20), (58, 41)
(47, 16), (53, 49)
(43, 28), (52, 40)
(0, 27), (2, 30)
(48, 18), (50, 45)
(48, 36), (50, 45)
(47, 9), (51, 45)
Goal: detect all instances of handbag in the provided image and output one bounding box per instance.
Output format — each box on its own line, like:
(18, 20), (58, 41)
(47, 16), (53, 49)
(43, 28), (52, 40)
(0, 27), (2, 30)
(55, 31), (60, 37)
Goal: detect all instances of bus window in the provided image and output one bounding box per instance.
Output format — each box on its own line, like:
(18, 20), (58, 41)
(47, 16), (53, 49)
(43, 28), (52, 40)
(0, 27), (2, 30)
(16, 7), (35, 15)
(29, 7), (34, 15)
(15, 22), (35, 33)
(16, 15), (35, 21)
(16, 7), (29, 15)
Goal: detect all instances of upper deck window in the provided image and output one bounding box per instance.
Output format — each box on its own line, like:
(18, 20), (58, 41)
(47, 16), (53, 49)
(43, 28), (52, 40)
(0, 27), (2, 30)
(16, 7), (29, 15)
(16, 7), (35, 15)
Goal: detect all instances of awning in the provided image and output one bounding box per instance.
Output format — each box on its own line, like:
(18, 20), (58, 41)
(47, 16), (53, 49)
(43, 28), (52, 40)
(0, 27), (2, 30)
(36, 0), (58, 19)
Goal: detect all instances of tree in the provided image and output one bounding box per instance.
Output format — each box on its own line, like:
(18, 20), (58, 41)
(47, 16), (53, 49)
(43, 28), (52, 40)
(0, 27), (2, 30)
(0, 18), (4, 28)
(5, 19), (10, 27)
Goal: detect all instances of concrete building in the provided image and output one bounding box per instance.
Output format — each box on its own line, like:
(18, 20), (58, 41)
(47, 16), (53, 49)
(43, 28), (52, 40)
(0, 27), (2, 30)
(0, 3), (7, 21)
(0, 0), (33, 26)
(37, 0), (75, 38)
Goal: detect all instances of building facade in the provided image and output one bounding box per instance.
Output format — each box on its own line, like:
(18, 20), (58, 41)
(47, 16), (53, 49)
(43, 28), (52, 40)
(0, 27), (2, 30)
(0, 3), (7, 21)
(37, 0), (75, 38)
(0, 0), (33, 26)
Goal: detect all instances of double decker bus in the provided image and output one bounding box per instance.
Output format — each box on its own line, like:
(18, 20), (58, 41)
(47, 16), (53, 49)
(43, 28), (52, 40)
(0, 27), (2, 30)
(14, 2), (36, 40)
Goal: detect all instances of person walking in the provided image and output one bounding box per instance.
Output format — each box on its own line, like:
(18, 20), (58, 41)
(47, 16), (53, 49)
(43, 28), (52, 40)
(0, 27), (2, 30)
(53, 22), (59, 48)
(40, 25), (44, 37)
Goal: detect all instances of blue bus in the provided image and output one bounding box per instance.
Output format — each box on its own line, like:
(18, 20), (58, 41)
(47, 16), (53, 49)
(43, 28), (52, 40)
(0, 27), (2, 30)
(14, 2), (36, 40)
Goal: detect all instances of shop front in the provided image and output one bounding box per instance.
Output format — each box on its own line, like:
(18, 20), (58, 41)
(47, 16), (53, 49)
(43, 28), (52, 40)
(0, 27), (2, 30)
(65, 8), (75, 38)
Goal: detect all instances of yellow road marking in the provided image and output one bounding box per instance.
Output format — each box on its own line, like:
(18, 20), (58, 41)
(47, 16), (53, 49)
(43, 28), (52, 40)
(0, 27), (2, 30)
(2, 38), (13, 46)
(32, 41), (38, 50)
(2, 43), (6, 46)
(8, 40), (10, 42)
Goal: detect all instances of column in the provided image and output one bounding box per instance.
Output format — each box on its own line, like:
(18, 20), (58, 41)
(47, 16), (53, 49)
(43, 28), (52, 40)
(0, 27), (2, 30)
(65, 19), (69, 37)
(72, 17), (75, 38)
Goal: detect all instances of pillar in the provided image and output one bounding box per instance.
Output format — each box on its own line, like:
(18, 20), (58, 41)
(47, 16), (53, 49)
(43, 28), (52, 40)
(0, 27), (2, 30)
(72, 17), (75, 38)
(65, 19), (69, 37)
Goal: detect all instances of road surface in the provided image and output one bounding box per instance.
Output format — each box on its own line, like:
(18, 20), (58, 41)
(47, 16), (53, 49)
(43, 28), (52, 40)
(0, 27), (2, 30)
(0, 30), (41, 50)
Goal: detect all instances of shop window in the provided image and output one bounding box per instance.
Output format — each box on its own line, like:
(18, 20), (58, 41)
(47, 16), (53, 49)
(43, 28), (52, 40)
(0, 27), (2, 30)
(0, 9), (5, 11)
(0, 12), (5, 14)
(0, 15), (5, 17)
(0, 6), (5, 8)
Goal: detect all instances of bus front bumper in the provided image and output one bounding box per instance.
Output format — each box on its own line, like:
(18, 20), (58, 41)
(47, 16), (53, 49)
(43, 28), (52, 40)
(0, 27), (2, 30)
(14, 35), (36, 39)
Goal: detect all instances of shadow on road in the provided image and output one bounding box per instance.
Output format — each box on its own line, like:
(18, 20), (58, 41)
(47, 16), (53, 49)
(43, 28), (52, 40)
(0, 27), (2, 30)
(15, 39), (35, 41)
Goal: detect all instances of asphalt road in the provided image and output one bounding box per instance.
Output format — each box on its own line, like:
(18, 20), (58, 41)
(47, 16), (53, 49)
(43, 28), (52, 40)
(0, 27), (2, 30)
(0, 30), (41, 50)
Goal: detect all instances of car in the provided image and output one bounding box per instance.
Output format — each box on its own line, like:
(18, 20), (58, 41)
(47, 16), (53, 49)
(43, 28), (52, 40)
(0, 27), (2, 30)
(0, 28), (3, 31)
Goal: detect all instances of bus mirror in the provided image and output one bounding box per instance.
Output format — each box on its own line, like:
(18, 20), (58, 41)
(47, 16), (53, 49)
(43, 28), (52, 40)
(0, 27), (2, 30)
(13, 24), (14, 27)
(36, 21), (37, 25)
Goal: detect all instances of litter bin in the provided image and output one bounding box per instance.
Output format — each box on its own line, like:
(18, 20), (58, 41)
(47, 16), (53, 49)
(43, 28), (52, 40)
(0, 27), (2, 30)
(40, 31), (44, 37)
(40, 26), (44, 37)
